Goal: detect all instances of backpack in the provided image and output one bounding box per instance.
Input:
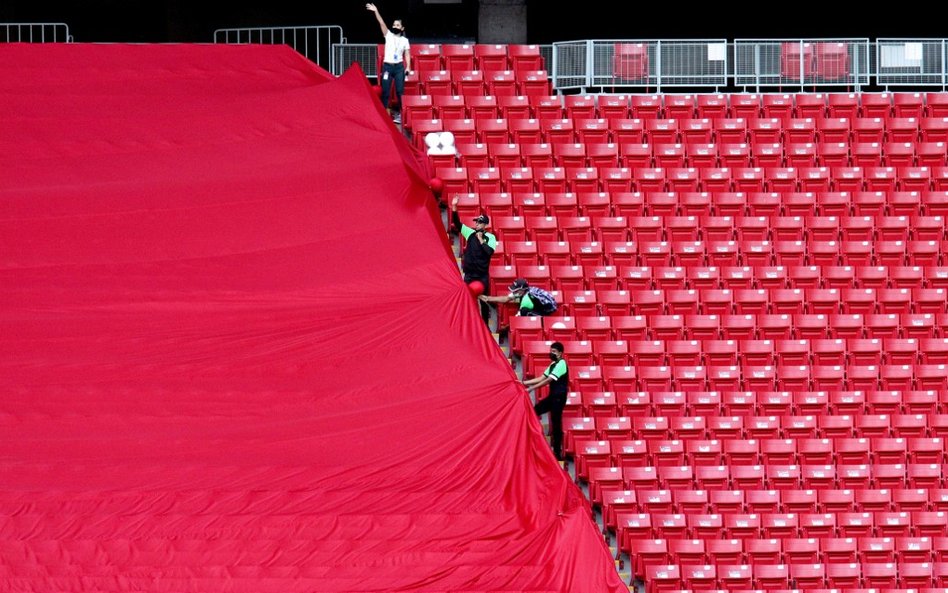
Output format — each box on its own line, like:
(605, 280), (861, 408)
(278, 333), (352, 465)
(527, 286), (558, 315)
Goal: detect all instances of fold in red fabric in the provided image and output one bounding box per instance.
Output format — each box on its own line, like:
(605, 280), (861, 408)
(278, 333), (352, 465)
(0, 43), (625, 592)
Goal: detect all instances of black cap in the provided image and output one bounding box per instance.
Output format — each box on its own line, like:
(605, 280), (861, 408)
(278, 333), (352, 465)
(473, 213), (490, 224)
(509, 278), (529, 291)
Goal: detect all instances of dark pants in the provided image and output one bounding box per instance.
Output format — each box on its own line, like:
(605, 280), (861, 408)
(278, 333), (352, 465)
(465, 275), (491, 326)
(380, 62), (405, 112)
(534, 392), (567, 460)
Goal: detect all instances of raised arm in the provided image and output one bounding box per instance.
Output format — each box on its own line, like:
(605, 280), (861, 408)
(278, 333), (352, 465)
(366, 4), (389, 37)
(451, 195), (466, 234)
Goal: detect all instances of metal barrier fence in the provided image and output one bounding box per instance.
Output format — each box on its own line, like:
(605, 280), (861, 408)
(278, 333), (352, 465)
(213, 26), (345, 73)
(8, 25), (940, 93)
(231, 37), (948, 92)
(332, 43), (379, 79)
(733, 39), (870, 91)
(550, 40), (588, 91)
(553, 40), (729, 92)
(875, 38), (948, 88)
(1, 23), (72, 43)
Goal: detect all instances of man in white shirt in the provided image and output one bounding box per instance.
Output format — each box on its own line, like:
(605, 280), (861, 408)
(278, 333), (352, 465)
(367, 3), (411, 124)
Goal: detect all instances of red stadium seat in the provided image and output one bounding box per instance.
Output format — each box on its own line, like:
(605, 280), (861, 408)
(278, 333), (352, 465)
(796, 92), (828, 118)
(631, 94), (663, 120)
(613, 44), (650, 85)
(598, 94), (630, 120)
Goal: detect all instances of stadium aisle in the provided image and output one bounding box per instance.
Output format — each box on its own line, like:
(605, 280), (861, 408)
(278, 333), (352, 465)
(442, 207), (640, 591)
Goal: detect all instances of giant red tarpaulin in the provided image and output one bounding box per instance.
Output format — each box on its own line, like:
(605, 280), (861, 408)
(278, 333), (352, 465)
(0, 43), (625, 592)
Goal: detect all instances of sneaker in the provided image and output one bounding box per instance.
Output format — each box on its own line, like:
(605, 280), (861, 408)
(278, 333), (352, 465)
(392, 113), (402, 124)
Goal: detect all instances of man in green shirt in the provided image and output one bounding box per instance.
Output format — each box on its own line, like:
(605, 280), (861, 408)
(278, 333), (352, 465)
(523, 341), (569, 461)
(451, 195), (497, 324)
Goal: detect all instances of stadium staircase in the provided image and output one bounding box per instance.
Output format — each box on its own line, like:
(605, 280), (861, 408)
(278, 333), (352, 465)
(395, 42), (948, 593)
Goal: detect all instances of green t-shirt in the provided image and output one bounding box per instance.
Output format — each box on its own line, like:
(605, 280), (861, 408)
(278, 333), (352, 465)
(544, 358), (568, 380)
(460, 224), (498, 250)
(518, 292), (535, 315)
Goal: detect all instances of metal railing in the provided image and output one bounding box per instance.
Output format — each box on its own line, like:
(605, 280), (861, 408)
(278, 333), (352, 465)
(733, 38), (870, 91)
(1, 23), (72, 43)
(213, 25), (344, 72)
(332, 43), (379, 79)
(9, 28), (948, 92)
(254, 36), (948, 93)
(875, 38), (948, 89)
(553, 39), (729, 92)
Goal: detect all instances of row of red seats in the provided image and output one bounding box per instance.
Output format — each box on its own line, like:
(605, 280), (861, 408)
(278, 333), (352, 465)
(503, 295), (948, 342)
(494, 244), (942, 272)
(517, 336), (947, 368)
(513, 290), (948, 323)
(590, 464), (948, 499)
(405, 43), (544, 74)
(627, 536), (948, 571)
(405, 94), (552, 125)
(576, 437), (948, 473)
(408, 91), (948, 122)
(564, 389), (948, 419)
(503, 287), (948, 317)
(407, 75), (549, 99)
(407, 95), (584, 125)
(635, 588), (948, 593)
(407, 70), (551, 98)
(452, 190), (948, 220)
(453, 190), (948, 218)
(619, 90), (948, 120)
(408, 95), (933, 128)
(618, 509), (948, 540)
(494, 251), (948, 278)
(577, 434), (947, 468)
(499, 212), (943, 239)
(567, 413), (948, 443)
(474, 212), (943, 240)
(447, 141), (948, 170)
(600, 483), (948, 518)
(437, 165), (948, 195)
(509, 311), (947, 343)
(609, 489), (948, 522)
(640, 560), (948, 592)
(440, 148), (948, 176)
(478, 215), (946, 243)
(629, 91), (948, 121)
(489, 245), (948, 276)
(534, 363), (948, 394)
(566, 394), (948, 425)
(482, 239), (948, 270)
(495, 266), (948, 293)
(409, 105), (946, 138)
(414, 116), (948, 146)
(424, 113), (948, 144)
(523, 339), (948, 379)
(561, 360), (945, 389)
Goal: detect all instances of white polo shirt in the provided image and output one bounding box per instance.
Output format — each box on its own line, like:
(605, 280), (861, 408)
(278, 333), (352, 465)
(383, 31), (410, 65)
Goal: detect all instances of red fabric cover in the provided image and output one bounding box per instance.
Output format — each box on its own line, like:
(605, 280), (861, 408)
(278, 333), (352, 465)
(0, 44), (624, 592)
